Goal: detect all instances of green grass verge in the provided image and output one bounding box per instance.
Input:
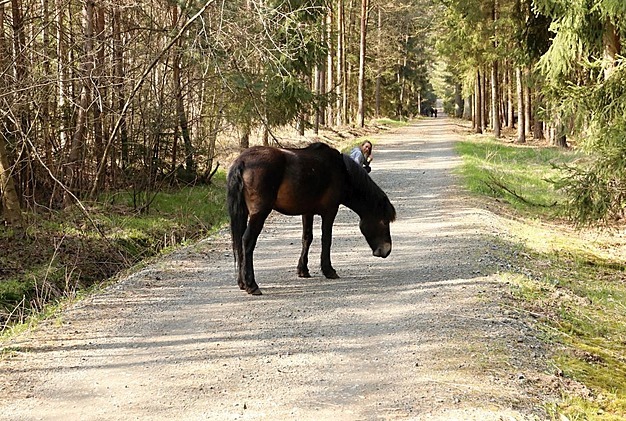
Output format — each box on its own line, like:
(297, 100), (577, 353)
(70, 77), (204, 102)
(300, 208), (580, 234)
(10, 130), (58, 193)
(0, 172), (228, 333)
(456, 135), (626, 420)
(455, 136), (580, 216)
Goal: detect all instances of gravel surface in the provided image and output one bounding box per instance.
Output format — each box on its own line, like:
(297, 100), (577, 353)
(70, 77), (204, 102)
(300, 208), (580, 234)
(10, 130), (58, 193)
(0, 117), (554, 420)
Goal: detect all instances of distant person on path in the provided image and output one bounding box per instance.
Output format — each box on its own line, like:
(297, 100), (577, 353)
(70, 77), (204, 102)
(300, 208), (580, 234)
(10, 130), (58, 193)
(350, 140), (373, 173)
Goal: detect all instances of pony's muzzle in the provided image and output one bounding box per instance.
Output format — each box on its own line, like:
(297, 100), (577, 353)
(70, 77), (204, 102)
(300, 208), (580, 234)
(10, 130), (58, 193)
(373, 242), (392, 258)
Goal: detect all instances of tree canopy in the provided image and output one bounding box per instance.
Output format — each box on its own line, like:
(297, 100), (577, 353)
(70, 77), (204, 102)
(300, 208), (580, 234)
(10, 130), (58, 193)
(1, 0), (624, 226)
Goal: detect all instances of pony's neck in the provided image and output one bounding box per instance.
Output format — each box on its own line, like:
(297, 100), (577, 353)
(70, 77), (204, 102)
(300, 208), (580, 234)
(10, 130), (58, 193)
(342, 193), (369, 219)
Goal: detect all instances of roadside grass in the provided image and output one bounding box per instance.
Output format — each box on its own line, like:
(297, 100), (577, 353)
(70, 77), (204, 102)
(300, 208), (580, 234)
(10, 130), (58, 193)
(455, 135), (580, 216)
(371, 117), (409, 128)
(456, 135), (626, 420)
(0, 173), (228, 334)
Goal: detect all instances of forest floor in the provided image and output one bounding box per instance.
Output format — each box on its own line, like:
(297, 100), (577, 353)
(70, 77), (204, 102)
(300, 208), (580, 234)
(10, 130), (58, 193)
(0, 117), (560, 420)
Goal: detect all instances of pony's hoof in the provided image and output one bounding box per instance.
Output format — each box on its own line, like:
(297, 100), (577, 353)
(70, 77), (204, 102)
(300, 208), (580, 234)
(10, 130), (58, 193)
(323, 270), (339, 279)
(298, 271), (311, 278)
(248, 288), (262, 296)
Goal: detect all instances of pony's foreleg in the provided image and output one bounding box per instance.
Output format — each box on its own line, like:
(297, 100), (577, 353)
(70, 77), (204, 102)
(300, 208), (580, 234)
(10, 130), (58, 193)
(320, 209), (339, 279)
(297, 214), (314, 278)
(241, 211), (269, 295)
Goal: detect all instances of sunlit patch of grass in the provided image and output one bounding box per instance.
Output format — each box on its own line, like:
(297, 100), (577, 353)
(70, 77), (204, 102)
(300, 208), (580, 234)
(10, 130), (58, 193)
(370, 117), (408, 128)
(457, 135), (626, 419)
(455, 136), (580, 217)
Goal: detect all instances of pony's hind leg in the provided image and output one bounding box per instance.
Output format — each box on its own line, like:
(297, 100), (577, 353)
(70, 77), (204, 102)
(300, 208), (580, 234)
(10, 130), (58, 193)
(242, 210), (270, 295)
(297, 214), (314, 278)
(236, 244), (245, 290)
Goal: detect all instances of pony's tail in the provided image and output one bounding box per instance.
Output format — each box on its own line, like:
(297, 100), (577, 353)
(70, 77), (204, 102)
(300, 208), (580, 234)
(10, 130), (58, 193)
(227, 161), (248, 265)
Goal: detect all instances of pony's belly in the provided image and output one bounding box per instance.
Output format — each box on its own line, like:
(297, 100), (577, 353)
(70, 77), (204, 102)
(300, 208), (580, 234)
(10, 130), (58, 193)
(274, 189), (338, 216)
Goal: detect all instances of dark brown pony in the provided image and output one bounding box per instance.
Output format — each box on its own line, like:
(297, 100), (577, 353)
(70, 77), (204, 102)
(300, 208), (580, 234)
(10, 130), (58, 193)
(227, 142), (396, 295)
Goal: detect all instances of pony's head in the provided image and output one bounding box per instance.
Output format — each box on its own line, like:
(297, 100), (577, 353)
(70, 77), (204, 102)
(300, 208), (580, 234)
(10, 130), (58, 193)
(342, 154), (397, 258)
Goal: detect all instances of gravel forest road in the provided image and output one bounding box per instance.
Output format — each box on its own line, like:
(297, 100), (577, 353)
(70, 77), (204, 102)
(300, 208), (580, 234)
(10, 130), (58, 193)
(1, 117), (552, 420)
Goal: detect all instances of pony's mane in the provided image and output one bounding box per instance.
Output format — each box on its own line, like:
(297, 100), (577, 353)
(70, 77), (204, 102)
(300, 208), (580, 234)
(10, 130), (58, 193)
(342, 154), (396, 222)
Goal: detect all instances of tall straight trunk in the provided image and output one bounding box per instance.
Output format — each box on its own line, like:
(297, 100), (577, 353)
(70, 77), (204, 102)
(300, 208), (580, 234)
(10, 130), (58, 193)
(356, 0), (368, 128)
(66, 0), (95, 197)
(474, 69), (482, 134)
(491, 61), (500, 137)
(314, 64), (321, 134)
(463, 96), (472, 120)
(603, 18), (620, 80)
(335, 0), (344, 126)
(551, 111), (567, 147)
(343, 0), (355, 124)
(112, 6), (128, 171)
(41, 0), (55, 167)
(454, 83), (463, 118)
(0, 6), (22, 227)
(375, 6), (381, 117)
(516, 66), (525, 143)
(480, 65), (489, 132)
(533, 92), (545, 140)
(240, 124), (250, 149)
(398, 35), (408, 117)
(491, 0), (500, 137)
(480, 68), (487, 131)
(524, 79), (531, 137)
(326, 6), (334, 126)
(502, 62), (509, 127)
(10, 0), (30, 200)
(93, 5), (105, 190)
(172, 5), (194, 172)
(507, 63), (514, 129)
(11, 0), (26, 84)
(56, 0), (69, 151)
(206, 88), (222, 173)
(0, 136), (22, 227)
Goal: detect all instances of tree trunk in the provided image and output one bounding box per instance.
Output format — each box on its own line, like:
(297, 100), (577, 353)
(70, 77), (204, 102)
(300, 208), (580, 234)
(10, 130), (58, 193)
(516, 66), (525, 143)
(335, 0), (344, 126)
(375, 6), (382, 117)
(112, 6), (128, 171)
(474, 69), (482, 134)
(481, 69), (488, 130)
(491, 62), (500, 137)
(603, 18), (620, 80)
(551, 113), (567, 147)
(491, 0), (500, 137)
(356, 0), (368, 128)
(66, 0), (95, 198)
(524, 67), (531, 137)
(172, 5), (194, 173)
(398, 35), (409, 118)
(314, 64), (321, 135)
(0, 136), (22, 227)
(507, 63), (514, 129)
(326, 6), (334, 126)
(454, 83), (463, 118)
(0, 5), (22, 227)
(240, 124), (250, 149)
(533, 92), (545, 140)
(463, 96), (472, 120)
(93, 5), (106, 190)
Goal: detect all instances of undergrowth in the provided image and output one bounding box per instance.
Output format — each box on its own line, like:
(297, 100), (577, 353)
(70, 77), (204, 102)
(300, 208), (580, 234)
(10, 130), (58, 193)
(456, 135), (626, 420)
(0, 173), (227, 333)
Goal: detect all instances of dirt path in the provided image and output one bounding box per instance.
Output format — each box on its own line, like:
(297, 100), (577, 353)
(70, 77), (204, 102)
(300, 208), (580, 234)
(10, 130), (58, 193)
(1, 118), (552, 420)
